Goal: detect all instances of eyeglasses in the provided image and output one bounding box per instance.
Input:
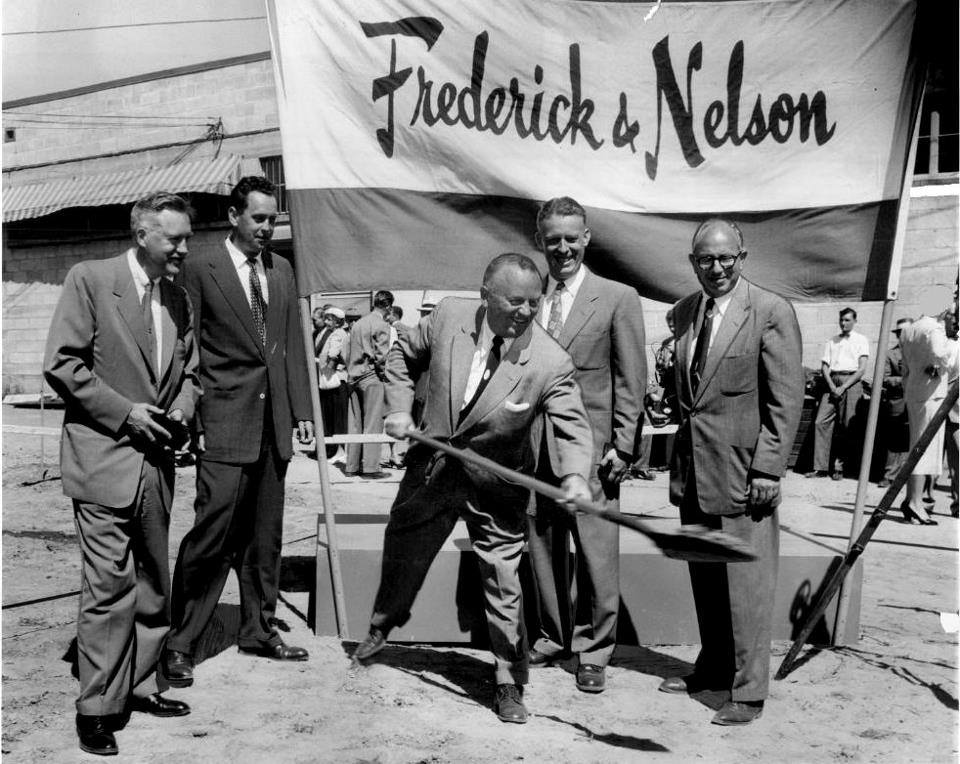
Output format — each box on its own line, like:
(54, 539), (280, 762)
(692, 252), (744, 270)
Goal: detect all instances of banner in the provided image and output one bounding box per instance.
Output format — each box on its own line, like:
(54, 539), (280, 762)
(268, 0), (921, 301)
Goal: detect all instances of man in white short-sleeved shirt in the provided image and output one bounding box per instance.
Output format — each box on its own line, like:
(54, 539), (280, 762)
(808, 307), (869, 479)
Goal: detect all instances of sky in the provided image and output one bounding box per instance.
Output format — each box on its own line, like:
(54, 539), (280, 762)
(2, 0), (271, 103)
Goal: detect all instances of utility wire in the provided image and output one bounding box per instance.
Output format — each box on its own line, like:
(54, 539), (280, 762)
(3, 16), (266, 36)
(4, 110), (219, 121)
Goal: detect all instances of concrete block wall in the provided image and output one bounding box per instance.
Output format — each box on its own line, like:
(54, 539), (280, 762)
(3, 58), (278, 173)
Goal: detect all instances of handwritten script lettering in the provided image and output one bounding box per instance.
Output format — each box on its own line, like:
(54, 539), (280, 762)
(362, 19), (837, 177)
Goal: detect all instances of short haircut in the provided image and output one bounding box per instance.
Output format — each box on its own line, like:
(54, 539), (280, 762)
(536, 197), (586, 230)
(839, 307), (857, 320)
(373, 290), (395, 309)
(130, 191), (193, 233)
(230, 176), (276, 213)
(691, 218), (744, 252)
(388, 305), (403, 320)
(482, 252), (542, 288)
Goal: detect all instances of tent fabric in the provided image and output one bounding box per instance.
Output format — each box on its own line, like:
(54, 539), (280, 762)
(2, 153), (244, 222)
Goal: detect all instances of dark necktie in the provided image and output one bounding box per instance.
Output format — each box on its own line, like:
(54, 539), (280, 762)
(141, 280), (157, 375)
(247, 259), (266, 345)
(459, 335), (504, 425)
(690, 297), (715, 393)
(546, 281), (565, 339)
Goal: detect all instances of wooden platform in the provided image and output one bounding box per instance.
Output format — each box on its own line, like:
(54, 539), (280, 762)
(312, 513), (861, 646)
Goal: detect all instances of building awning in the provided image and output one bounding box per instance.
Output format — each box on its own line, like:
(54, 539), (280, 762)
(3, 153), (248, 222)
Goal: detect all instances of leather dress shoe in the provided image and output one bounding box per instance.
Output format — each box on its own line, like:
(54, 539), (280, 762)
(712, 700), (764, 726)
(352, 628), (387, 662)
(239, 640), (309, 661)
(130, 693), (190, 717)
(575, 663), (606, 693)
(634, 469), (656, 481)
(804, 470), (828, 478)
(528, 648), (566, 667)
(658, 674), (713, 695)
(161, 649), (194, 688)
(76, 714), (118, 756)
(494, 683), (528, 724)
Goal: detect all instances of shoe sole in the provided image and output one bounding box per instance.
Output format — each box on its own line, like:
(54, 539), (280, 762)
(711, 712), (762, 726)
(497, 712), (529, 724)
(79, 742), (118, 756)
(576, 683), (605, 694)
(353, 642), (386, 663)
(163, 675), (194, 688)
(238, 649), (310, 662)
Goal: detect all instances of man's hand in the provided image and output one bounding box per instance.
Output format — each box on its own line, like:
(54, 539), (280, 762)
(560, 474), (591, 512)
(598, 448), (629, 484)
(296, 420), (315, 444)
(125, 403), (170, 443)
(384, 412), (414, 439)
(748, 475), (781, 510)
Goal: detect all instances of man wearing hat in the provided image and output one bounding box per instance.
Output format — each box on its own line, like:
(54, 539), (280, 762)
(878, 318), (912, 487)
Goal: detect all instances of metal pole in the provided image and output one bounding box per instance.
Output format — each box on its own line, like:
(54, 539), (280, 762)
(833, 76), (926, 644)
(298, 297), (349, 639)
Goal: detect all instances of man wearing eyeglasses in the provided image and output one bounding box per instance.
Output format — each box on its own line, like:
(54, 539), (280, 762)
(658, 219), (803, 726)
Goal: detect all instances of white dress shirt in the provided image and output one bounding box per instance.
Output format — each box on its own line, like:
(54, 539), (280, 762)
(822, 330), (869, 372)
(462, 318), (515, 408)
(226, 237), (269, 306)
(538, 264), (587, 328)
(127, 249), (162, 373)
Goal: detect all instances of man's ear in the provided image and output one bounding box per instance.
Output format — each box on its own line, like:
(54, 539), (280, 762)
(534, 230), (543, 251)
(227, 206), (239, 227)
(582, 227), (591, 247)
(479, 285), (489, 304)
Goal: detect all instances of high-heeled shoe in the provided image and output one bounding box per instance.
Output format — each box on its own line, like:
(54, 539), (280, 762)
(900, 502), (938, 525)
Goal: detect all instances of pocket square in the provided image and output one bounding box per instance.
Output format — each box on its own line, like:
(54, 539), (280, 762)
(503, 400), (530, 412)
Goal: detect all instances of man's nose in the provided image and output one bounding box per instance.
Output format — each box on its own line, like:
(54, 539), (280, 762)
(176, 239), (189, 255)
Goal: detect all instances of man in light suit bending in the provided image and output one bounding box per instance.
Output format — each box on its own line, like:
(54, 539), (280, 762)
(351, 253), (594, 725)
(659, 219), (803, 726)
(45, 192), (201, 755)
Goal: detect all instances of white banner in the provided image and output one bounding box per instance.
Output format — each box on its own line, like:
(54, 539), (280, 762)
(270, 0), (916, 214)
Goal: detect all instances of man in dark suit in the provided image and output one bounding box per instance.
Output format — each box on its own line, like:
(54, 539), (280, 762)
(351, 254), (594, 724)
(45, 192), (201, 755)
(162, 177), (314, 687)
(659, 219), (803, 726)
(345, 289), (394, 477)
(527, 197), (646, 693)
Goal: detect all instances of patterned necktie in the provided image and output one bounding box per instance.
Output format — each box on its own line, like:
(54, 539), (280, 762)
(690, 297), (715, 393)
(247, 258), (266, 345)
(546, 281), (565, 339)
(141, 280), (157, 375)
(459, 335), (504, 425)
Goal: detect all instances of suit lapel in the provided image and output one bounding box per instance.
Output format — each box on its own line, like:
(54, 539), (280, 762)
(456, 326), (527, 433)
(674, 295), (699, 404)
(114, 256), (155, 379)
(693, 282), (750, 405)
(157, 279), (178, 383)
(209, 244), (263, 353)
(558, 270), (597, 348)
(263, 251), (284, 354)
(448, 309), (482, 431)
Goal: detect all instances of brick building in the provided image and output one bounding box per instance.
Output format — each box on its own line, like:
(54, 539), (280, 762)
(3, 52), (958, 397)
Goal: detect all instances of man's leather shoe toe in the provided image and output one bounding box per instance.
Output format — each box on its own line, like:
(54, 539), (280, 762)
(239, 641), (309, 661)
(658, 674), (714, 694)
(352, 628), (387, 662)
(161, 650), (194, 688)
(76, 714), (118, 756)
(712, 700), (764, 726)
(576, 664), (606, 693)
(528, 648), (560, 667)
(494, 684), (528, 724)
(130, 693), (190, 717)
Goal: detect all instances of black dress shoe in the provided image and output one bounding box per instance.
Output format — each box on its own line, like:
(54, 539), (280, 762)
(712, 700), (764, 726)
(161, 649), (194, 688)
(360, 471), (389, 479)
(528, 648), (565, 667)
(576, 664), (606, 693)
(634, 469), (656, 481)
(658, 674), (713, 694)
(494, 684), (528, 724)
(129, 693), (191, 717)
(239, 640), (309, 661)
(351, 628), (387, 662)
(76, 714), (118, 756)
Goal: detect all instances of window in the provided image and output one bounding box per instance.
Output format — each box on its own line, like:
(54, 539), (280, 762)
(259, 155), (288, 213)
(4, 128), (16, 143)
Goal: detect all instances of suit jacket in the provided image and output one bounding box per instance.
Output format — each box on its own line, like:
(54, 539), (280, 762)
(669, 279), (803, 515)
(180, 244), (311, 463)
(44, 252), (200, 508)
(385, 297), (594, 498)
(882, 344), (906, 416)
(346, 310), (392, 382)
(900, 315), (958, 411)
(544, 268), (646, 465)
